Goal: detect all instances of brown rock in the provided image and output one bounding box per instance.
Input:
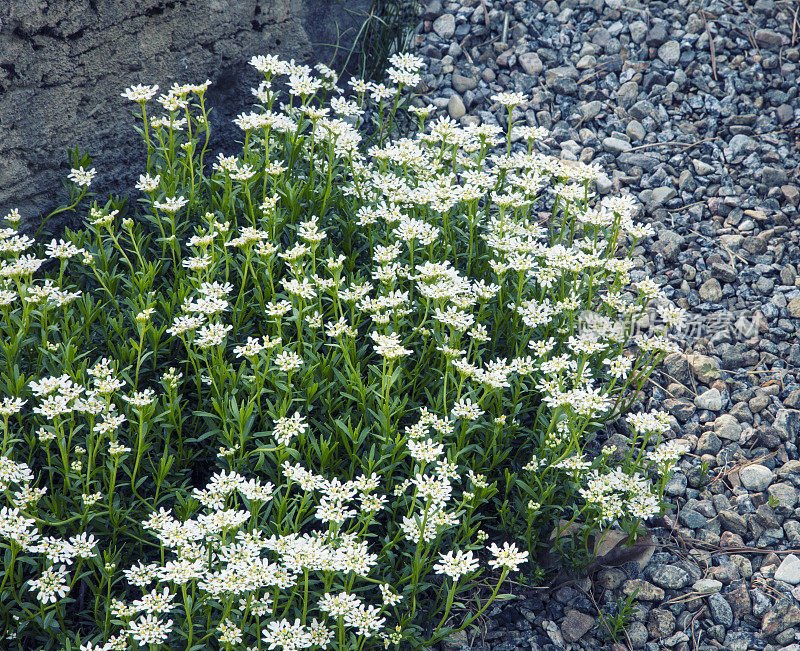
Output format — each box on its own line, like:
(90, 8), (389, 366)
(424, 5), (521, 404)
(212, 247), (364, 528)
(647, 608), (676, 638)
(762, 598), (800, 637)
(724, 580), (751, 618)
(744, 235), (769, 255)
(782, 185), (800, 206)
(755, 28), (788, 49)
(518, 52), (543, 76)
(718, 510), (749, 536)
(561, 609), (596, 643)
(699, 278), (723, 302)
(663, 398), (696, 423)
(596, 567), (626, 590)
(447, 94), (466, 120)
(451, 73), (479, 93)
(719, 531), (745, 548)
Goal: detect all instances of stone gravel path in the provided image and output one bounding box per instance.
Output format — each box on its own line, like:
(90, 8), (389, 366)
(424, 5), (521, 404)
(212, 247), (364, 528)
(410, 0), (800, 648)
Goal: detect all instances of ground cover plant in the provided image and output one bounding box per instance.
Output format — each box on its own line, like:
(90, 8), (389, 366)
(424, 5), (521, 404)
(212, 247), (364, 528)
(0, 53), (690, 649)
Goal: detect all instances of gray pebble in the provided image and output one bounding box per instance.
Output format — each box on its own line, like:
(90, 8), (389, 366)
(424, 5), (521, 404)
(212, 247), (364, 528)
(739, 464), (774, 491)
(602, 136), (632, 155)
(657, 41), (681, 66)
(695, 388), (723, 411)
(447, 94), (465, 119)
(432, 13), (455, 39)
(518, 52), (543, 76)
(708, 593), (734, 627)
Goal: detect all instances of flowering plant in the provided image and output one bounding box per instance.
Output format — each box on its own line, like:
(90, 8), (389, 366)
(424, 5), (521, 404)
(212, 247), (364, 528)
(0, 52), (687, 649)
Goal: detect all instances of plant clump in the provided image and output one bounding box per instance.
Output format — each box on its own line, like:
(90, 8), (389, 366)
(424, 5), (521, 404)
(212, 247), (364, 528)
(0, 52), (688, 649)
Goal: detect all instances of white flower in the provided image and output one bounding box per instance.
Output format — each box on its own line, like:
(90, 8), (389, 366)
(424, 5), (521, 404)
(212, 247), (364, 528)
(627, 410), (672, 436)
(45, 238), (84, 260)
(370, 331), (412, 359)
(434, 549), (479, 581)
(319, 592), (363, 617)
(69, 532), (98, 558)
(408, 104), (435, 117)
(122, 389), (156, 408)
(218, 618), (243, 645)
(407, 438), (444, 463)
(121, 84), (159, 102)
(379, 583), (403, 606)
(657, 302), (687, 332)
(67, 167), (96, 187)
(249, 54), (289, 76)
(0, 397), (26, 417)
(194, 323), (232, 349)
(635, 278), (661, 300)
(646, 440), (690, 467)
(153, 196), (189, 213)
(28, 566), (70, 604)
(79, 641), (110, 651)
(273, 412), (307, 446)
(491, 91), (526, 107)
(274, 350), (303, 372)
(135, 173), (161, 192)
(127, 613), (173, 645)
(388, 52), (425, 72)
(487, 542), (528, 572)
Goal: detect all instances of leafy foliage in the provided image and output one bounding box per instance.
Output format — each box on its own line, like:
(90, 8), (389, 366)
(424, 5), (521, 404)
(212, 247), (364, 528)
(0, 54), (687, 649)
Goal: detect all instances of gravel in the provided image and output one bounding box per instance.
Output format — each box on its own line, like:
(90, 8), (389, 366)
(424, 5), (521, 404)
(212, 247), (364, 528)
(416, 0), (800, 647)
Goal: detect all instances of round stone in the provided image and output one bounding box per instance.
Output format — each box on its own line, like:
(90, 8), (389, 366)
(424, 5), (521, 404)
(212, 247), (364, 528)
(618, 80), (639, 105)
(629, 20), (648, 43)
(692, 159), (714, 175)
(626, 119), (646, 141)
(647, 609), (676, 638)
(726, 134), (757, 158)
(739, 464), (774, 492)
(581, 100), (603, 120)
(696, 430), (722, 455)
(622, 579), (664, 601)
(708, 593), (733, 627)
(560, 609), (595, 643)
(602, 136), (632, 155)
(451, 73), (478, 94)
(651, 186), (677, 205)
(768, 482), (799, 509)
(693, 578), (722, 594)
(447, 94), (465, 119)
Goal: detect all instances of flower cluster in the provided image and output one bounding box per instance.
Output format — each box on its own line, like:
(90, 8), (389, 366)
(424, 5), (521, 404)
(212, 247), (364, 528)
(0, 51), (686, 650)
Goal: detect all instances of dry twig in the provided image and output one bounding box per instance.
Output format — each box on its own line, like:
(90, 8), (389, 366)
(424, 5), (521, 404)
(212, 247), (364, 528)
(479, 0), (490, 28)
(701, 12), (718, 81)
